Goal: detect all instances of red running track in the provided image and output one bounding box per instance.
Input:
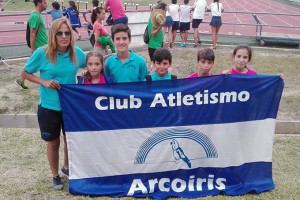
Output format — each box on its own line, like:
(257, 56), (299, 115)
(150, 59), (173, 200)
(0, 0), (300, 45)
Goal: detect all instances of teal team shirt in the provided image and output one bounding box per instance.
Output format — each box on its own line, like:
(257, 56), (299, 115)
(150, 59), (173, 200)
(144, 71), (172, 81)
(105, 50), (148, 83)
(24, 46), (86, 111)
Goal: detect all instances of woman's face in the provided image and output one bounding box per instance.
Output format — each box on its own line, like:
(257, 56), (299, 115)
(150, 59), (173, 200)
(55, 23), (71, 51)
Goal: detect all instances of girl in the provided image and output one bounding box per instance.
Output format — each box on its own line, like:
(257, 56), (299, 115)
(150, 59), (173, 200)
(221, 45), (257, 75)
(63, 1), (82, 40)
(169, 0), (180, 46)
(77, 51), (113, 84)
(163, 6), (173, 48)
(207, 0), (224, 49)
(91, 7), (115, 56)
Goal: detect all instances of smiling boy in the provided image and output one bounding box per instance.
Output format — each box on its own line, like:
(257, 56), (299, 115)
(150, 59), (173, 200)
(144, 48), (177, 81)
(105, 24), (148, 83)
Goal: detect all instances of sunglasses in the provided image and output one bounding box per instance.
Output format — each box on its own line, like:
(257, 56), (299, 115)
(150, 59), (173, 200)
(56, 31), (71, 36)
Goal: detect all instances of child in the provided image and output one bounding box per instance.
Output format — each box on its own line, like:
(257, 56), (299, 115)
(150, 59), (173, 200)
(105, 24), (148, 83)
(221, 45), (257, 75)
(187, 48), (215, 78)
(82, 0), (99, 37)
(192, 0), (207, 47)
(144, 48), (177, 81)
(179, 0), (193, 47)
(169, 0), (180, 46)
(207, 0), (224, 49)
(63, 1), (82, 40)
(91, 7), (115, 55)
(47, 2), (63, 22)
(77, 51), (113, 84)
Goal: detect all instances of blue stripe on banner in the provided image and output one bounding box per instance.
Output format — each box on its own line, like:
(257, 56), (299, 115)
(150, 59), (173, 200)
(69, 162), (274, 199)
(58, 75), (284, 132)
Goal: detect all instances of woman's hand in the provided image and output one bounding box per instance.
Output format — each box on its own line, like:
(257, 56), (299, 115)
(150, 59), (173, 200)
(42, 80), (61, 89)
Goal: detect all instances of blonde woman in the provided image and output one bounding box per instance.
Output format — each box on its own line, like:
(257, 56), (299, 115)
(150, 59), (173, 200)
(21, 18), (86, 190)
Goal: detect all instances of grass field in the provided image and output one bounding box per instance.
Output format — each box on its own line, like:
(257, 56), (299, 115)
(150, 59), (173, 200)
(0, 128), (299, 199)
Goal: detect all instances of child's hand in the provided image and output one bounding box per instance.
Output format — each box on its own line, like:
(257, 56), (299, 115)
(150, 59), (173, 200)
(278, 73), (284, 80)
(221, 69), (231, 75)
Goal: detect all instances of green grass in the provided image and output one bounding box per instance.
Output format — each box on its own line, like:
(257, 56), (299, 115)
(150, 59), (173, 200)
(0, 128), (299, 199)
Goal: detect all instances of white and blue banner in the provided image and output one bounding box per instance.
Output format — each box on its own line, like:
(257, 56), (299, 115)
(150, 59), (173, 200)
(58, 75), (284, 199)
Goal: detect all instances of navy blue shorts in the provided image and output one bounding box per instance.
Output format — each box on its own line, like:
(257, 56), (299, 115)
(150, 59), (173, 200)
(180, 22), (190, 32)
(87, 21), (93, 30)
(38, 104), (65, 141)
(164, 16), (173, 27)
(148, 48), (156, 61)
(113, 16), (128, 25)
(210, 16), (222, 26)
(192, 19), (203, 29)
(172, 21), (180, 31)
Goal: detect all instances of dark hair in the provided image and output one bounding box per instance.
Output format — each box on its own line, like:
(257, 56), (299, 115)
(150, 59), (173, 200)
(52, 2), (60, 10)
(153, 48), (172, 63)
(85, 51), (104, 81)
(33, 0), (42, 6)
(197, 48), (215, 62)
(172, 0), (177, 4)
(91, 7), (104, 24)
(214, 0), (220, 10)
(111, 24), (131, 41)
(92, 0), (99, 7)
(69, 1), (79, 16)
(233, 45), (252, 61)
(184, 0), (189, 5)
(155, 2), (167, 10)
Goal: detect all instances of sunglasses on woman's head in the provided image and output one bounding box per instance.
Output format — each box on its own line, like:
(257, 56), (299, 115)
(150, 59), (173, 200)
(56, 31), (71, 36)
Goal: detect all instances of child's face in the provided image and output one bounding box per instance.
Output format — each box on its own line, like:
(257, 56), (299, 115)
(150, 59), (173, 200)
(154, 59), (171, 77)
(97, 9), (105, 20)
(87, 56), (103, 77)
(113, 32), (131, 53)
(197, 58), (214, 75)
(232, 48), (250, 70)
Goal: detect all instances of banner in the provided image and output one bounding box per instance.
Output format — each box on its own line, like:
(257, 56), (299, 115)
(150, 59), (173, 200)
(58, 75), (284, 199)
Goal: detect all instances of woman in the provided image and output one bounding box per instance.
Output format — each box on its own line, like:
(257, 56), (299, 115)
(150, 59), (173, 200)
(207, 0), (224, 49)
(63, 1), (82, 40)
(21, 18), (86, 190)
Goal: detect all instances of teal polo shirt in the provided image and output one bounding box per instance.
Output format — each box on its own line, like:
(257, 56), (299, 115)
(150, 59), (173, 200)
(24, 46), (86, 111)
(144, 71), (172, 81)
(105, 50), (148, 83)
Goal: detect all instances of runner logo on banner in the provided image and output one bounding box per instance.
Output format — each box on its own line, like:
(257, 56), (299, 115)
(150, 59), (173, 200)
(58, 75), (284, 199)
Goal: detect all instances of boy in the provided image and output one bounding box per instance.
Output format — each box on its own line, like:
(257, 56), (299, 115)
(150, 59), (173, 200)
(187, 48), (215, 78)
(144, 48), (177, 81)
(47, 1), (63, 22)
(105, 24), (148, 83)
(179, 0), (193, 47)
(192, 0), (207, 47)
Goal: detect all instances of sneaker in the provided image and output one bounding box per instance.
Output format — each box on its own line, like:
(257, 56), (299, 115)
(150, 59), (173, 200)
(78, 35), (82, 40)
(53, 175), (63, 191)
(182, 43), (187, 47)
(178, 43), (184, 47)
(16, 79), (29, 89)
(61, 166), (69, 178)
(193, 44), (198, 48)
(198, 40), (202, 45)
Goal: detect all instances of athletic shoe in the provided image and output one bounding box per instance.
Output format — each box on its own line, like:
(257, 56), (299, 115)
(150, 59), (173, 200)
(178, 43), (184, 47)
(198, 40), (202, 45)
(53, 175), (63, 191)
(182, 43), (187, 47)
(193, 44), (198, 48)
(16, 79), (29, 89)
(61, 166), (69, 178)
(78, 35), (82, 40)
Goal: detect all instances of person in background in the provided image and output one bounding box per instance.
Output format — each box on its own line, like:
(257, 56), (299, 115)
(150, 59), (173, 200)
(169, 0), (180, 46)
(47, 1), (63, 22)
(179, 0), (193, 47)
(63, 0), (82, 40)
(104, 0), (128, 25)
(207, 0), (224, 49)
(192, 0), (207, 47)
(20, 18), (86, 191)
(163, 5), (173, 48)
(16, 0), (48, 89)
(83, 0), (99, 37)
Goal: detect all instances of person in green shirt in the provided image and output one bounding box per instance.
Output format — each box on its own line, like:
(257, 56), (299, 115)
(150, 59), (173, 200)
(147, 2), (167, 73)
(16, 0), (48, 89)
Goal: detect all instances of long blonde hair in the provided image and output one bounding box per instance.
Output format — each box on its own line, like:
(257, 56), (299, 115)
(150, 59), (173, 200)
(46, 18), (77, 65)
